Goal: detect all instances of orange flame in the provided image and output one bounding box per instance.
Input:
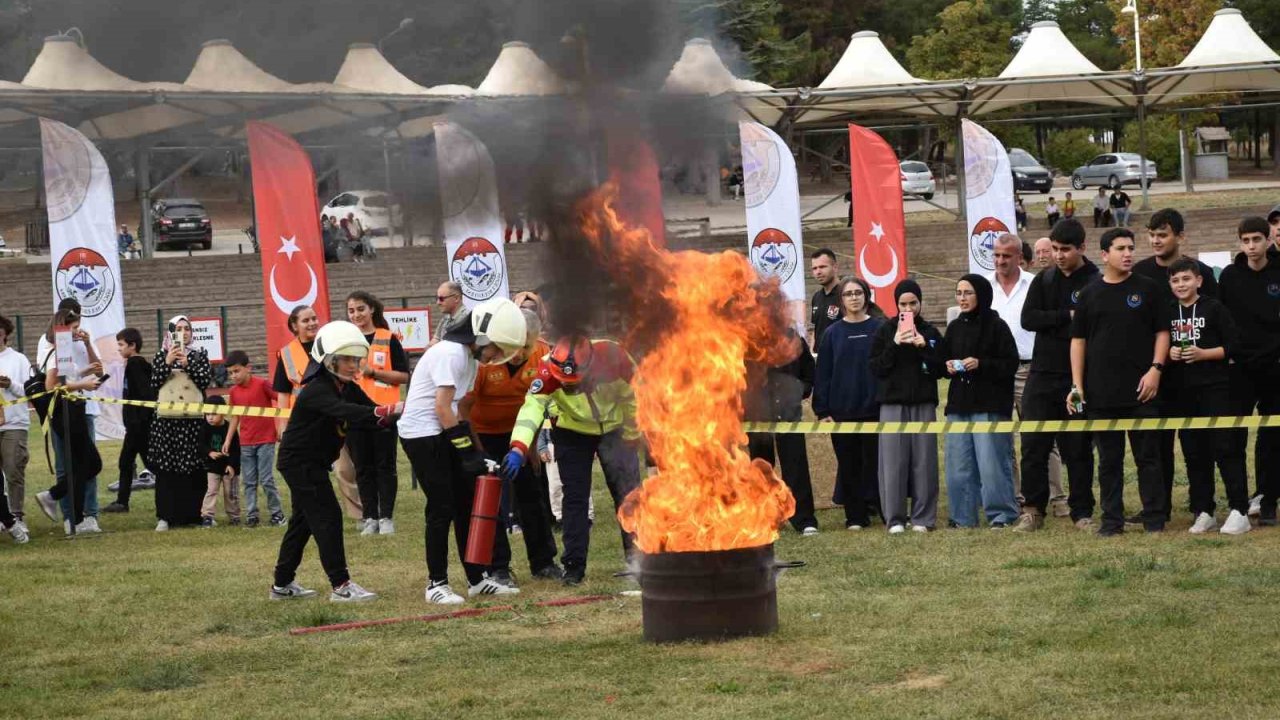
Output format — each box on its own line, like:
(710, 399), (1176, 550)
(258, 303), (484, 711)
(577, 182), (796, 553)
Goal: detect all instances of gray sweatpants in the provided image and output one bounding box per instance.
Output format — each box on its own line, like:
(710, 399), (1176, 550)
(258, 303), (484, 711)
(878, 403), (939, 528)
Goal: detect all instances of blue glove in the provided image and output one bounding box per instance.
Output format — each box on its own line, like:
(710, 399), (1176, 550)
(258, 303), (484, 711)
(501, 449), (525, 482)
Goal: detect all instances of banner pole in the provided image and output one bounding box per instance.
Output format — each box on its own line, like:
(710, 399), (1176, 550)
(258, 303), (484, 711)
(59, 388), (76, 537)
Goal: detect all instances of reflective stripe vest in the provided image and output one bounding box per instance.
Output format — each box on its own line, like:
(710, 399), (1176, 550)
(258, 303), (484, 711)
(509, 339), (640, 454)
(356, 327), (401, 406)
(278, 339), (311, 409)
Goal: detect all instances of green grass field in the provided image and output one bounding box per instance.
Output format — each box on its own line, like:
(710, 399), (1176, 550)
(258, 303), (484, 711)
(4, 424), (1279, 719)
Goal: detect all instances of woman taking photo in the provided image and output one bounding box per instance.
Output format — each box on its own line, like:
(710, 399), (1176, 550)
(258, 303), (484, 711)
(813, 276), (884, 530)
(345, 291), (409, 535)
(148, 315), (212, 531)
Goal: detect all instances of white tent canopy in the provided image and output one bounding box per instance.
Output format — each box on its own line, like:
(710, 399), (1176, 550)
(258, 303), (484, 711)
(1146, 9), (1280, 106)
(661, 38), (783, 124)
(794, 31), (960, 121)
(477, 42), (567, 96)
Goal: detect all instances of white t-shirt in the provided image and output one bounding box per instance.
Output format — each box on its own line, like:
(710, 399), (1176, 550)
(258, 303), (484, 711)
(0, 346), (33, 431)
(398, 340), (477, 440)
(37, 332), (101, 416)
(986, 269), (1036, 362)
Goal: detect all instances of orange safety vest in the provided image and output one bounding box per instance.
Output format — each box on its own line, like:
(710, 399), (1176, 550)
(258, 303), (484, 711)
(278, 339), (312, 409)
(356, 328), (401, 405)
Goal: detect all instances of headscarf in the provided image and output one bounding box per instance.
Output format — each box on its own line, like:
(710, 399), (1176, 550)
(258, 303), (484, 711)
(957, 274), (993, 319)
(894, 279), (923, 305)
(512, 291), (549, 330)
(165, 314), (190, 351)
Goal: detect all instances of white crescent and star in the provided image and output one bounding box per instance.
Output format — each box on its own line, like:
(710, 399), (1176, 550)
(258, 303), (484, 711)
(859, 220), (900, 289)
(269, 235), (318, 314)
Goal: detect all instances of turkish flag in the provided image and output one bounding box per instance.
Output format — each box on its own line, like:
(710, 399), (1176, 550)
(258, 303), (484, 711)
(848, 124), (909, 316)
(247, 121), (331, 363)
(607, 129), (666, 247)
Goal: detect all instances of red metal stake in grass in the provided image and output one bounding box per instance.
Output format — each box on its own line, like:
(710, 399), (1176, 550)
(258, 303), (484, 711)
(289, 594), (615, 636)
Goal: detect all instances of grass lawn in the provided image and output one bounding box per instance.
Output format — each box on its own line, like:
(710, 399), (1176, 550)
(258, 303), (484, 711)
(4, 423), (1279, 719)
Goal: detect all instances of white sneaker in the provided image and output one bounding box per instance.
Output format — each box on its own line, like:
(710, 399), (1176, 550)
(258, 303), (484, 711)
(888, 524), (906, 535)
(359, 518), (379, 536)
(846, 524), (864, 531)
(35, 491), (59, 521)
(269, 581), (318, 600)
(1248, 494), (1262, 518)
(4, 522), (29, 544)
(330, 580), (377, 602)
(801, 526), (819, 537)
(1188, 512), (1218, 534)
(911, 524), (930, 533)
(1220, 510), (1252, 535)
(468, 574), (521, 597)
(378, 518), (395, 535)
(155, 520), (169, 532)
(426, 582), (466, 605)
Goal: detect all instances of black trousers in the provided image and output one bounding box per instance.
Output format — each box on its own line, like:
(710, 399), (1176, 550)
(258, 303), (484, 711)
(748, 432), (817, 530)
(1168, 386), (1249, 515)
(1019, 372), (1095, 520)
(1232, 363), (1280, 515)
(155, 470), (204, 526)
(831, 432), (880, 527)
(0, 482), (13, 528)
(401, 433), (485, 586)
(348, 428), (398, 520)
(554, 428), (640, 572)
(274, 464), (350, 589)
(116, 421), (150, 507)
(1091, 403), (1166, 532)
(479, 432), (557, 574)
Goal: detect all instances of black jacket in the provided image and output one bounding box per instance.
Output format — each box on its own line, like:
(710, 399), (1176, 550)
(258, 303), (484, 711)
(121, 355), (155, 431)
(1021, 258), (1100, 376)
(1218, 247), (1280, 368)
(943, 275), (1019, 416)
(869, 316), (944, 406)
(277, 368), (385, 472)
(1133, 255), (1219, 299)
(744, 333), (815, 423)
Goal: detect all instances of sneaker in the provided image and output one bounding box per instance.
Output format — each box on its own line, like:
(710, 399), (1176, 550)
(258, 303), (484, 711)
(269, 581), (318, 600)
(35, 491), (59, 521)
(80, 516), (101, 533)
(468, 574), (520, 597)
(229, 517), (242, 526)
(246, 516), (260, 528)
(846, 524), (864, 531)
(201, 516), (216, 529)
(1074, 517), (1096, 531)
(508, 523), (523, 536)
(426, 581), (465, 605)
(107, 480), (120, 492)
(1097, 526), (1123, 537)
(1220, 510), (1252, 535)
(1248, 494), (1262, 518)
(1124, 512), (1144, 525)
(359, 518), (379, 536)
(492, 569), (519, 589)
(990, 522), (1009, 530)
(911, 524), (930, 533)
(801, 526), (819, 537)
(1012, 512), (1044, 533)
(1260, 509), (1278, 527)
(4, 522), (29, 544)
(1188, 512), (1218, 535)
(888, 524), (906, 535)
(562, 566), (585, 586)
(532, 563), (565, 580)
(103, 502), (129, 513)
(1050, 499), (1071, 518)
(155, 520), (169, 532)
(269, 513), (287, 527)
(136, 470), (156, 488)
(330, 580), (377, 603)
(378, 518), (395, 535)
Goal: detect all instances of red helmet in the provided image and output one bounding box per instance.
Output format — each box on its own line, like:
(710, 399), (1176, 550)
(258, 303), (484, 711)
(548, 336), (593, 385)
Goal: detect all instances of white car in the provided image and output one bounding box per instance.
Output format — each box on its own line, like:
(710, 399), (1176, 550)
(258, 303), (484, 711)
(899, 161), (935, 200)
(320, 191), (401, 237)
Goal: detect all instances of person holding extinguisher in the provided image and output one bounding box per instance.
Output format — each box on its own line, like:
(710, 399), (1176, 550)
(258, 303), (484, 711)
(345, 291), (410, 536)
(398, 298), (528, 605)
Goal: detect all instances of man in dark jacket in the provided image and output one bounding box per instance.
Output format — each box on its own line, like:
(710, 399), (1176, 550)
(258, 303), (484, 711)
(1013, 220), (1099, 532)
(105, 328), (153, 513)
(746, 328), (818, 535)
(1219, 216), (1280, 525)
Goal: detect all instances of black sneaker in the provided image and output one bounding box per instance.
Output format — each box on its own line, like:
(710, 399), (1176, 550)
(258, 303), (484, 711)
(1144, 523), (1166, 533)
(1259, 510), (1277, 527)
(103, 502), (129, 513)
(200, 516), (216, 529)
(269, 513), (286, 527)
(1097, 526), (1124, 537)
(1124, 513), (1144, 525)
(493, 568), (518, 588)
(246, 516), (260, 528)
(532, 563), (565, 581)
(562, 566), (585, 586)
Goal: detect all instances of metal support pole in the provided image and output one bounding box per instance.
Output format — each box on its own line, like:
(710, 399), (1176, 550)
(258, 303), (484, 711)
(1136, 97), (1151, 211)
(138, 150), (154, 259)
(954, 115), (969, 229)
(703, 145), (721, 206)
(1179, 112), (1194, 194)
(58, 385), (77, 537)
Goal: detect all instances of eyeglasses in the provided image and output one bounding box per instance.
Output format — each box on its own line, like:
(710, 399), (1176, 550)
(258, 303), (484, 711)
(841, 290), (865, 298)
(436, 293), (460, 303)
(955, 290), (976, 298)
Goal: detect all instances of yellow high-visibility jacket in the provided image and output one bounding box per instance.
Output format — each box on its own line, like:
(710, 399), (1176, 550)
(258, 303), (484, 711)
(509, 339), (640, 453)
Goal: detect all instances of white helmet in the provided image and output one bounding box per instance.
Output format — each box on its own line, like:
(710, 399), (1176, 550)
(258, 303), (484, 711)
(311, 320), (369, 378)
(471, 298), (527, 365)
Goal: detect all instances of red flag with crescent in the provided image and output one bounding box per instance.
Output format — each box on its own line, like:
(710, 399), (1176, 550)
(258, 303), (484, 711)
(607, 129), (666, 247)
(848, 124), (908, 316)
(247, 121), (331, 363)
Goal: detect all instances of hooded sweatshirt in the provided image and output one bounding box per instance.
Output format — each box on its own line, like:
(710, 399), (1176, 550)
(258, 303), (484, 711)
(869, 315), (944, 405)
(1021, 257), (1100, 376)
(941, 274), (1019, 417)
(814, 314), (883, 421)
(1218, 246), (1280, 368)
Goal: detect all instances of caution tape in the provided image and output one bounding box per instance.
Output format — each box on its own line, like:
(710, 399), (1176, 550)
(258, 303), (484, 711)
(744, 415), (1280, 434)
(0, 390), (290, 419)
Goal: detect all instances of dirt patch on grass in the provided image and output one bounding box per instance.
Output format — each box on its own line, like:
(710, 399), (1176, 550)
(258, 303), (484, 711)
(892, 672), (949, 691)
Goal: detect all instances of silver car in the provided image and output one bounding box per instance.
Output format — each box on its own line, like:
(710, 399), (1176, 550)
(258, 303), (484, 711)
(899, 161), (935, 200)
(1071, 153), (1156, 190)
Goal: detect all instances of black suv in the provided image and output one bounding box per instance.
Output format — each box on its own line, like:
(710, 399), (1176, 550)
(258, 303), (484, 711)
(153, 198), (212, 250)
(1009, 148), (1053, 194)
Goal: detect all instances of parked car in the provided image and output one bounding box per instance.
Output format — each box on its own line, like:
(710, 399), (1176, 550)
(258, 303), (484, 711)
(153, 198), (212, 250)
(320, 190), (401, 237)
(1009, 148), (1053, 194)
(899, 161), (935, 200)
(1071, 153), (1157, 190)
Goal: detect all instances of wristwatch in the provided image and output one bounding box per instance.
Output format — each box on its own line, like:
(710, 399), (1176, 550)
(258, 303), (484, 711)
(1151, 362), (1165, 372)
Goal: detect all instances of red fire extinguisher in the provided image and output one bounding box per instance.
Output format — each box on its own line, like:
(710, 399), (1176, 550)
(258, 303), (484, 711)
(464, 473), (503, 566)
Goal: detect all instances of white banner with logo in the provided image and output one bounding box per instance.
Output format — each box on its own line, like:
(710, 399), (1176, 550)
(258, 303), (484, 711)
(41, 117), (126, 439)
(739, 121), (806, 336)
(434, 122), (510, 308)
(962, 119), (1017, 275)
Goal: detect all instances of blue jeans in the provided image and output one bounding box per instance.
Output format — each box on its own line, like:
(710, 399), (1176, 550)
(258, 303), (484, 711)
(945, 413), (1018, 527)
(241, 443), (283, 521)
(55, 414), (99, 519)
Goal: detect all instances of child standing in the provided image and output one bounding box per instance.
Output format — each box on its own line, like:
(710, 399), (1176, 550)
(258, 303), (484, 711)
(201, 396), (241, 527)
(1166, 257), (1250, 534)
(222, 351), (284, 528)
(105, 328), (153, 513)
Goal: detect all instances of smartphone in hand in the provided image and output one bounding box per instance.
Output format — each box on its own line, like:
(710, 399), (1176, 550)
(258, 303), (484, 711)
(899, 310), (916, 337)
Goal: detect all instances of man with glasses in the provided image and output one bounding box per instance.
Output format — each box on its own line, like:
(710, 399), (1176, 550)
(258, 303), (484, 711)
(431, 281), (464, 347)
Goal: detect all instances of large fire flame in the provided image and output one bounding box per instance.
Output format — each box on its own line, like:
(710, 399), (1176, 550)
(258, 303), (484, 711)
(577, 183), (797, 553)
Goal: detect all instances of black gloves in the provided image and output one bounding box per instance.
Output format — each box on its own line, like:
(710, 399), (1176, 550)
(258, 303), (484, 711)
(445, 422), (488, 477)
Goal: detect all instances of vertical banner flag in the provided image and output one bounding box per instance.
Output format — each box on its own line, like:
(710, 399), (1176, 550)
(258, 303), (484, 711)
(435, 121), (510, 308)
(41, 118), (127, 439)
(739, 121), (806, 334)
(962, 119), (1016, 274)
(847, 123), (909, 316)
(246, 121), (331, 364)
(607, 129), (667, 248)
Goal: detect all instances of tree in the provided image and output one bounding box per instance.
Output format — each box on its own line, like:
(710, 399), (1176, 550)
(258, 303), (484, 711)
(707, 0), (814, 86)
(1111, 0), (1219, 70)
(1226, 1), (1280, 51)
(1054, 0), (1125, 71)
(1044, 127), (1101, 177)
(904, 0), (1016, 80)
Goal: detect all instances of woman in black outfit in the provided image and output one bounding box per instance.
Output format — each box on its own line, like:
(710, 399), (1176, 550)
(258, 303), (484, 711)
(147, 315), (210, 531)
